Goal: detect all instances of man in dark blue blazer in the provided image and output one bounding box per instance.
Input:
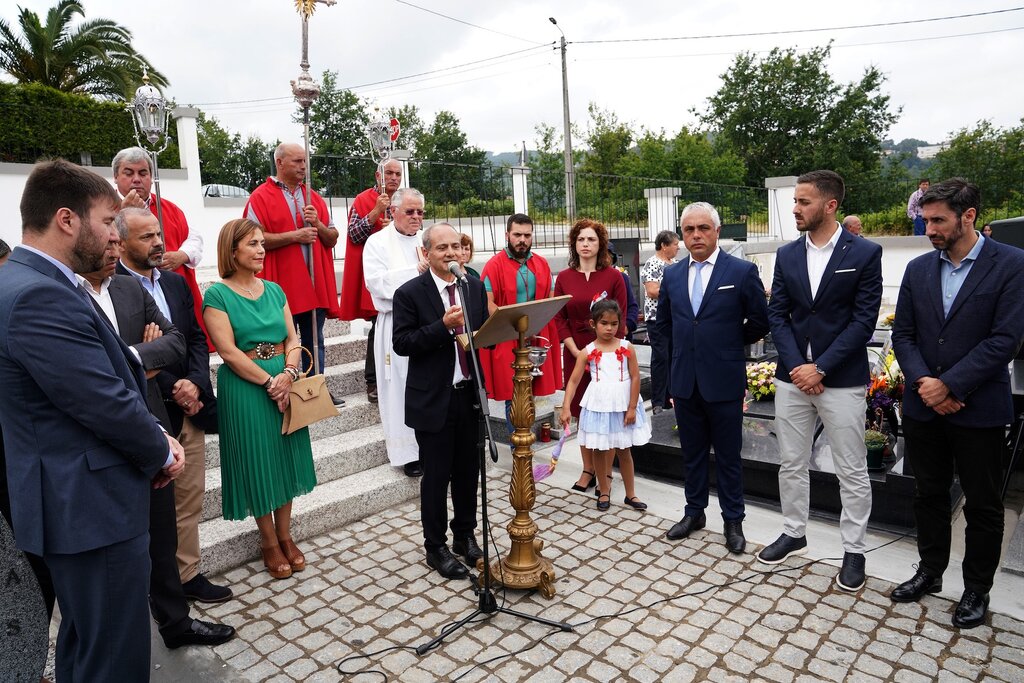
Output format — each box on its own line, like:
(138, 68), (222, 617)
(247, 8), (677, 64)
(0, 160), (184, 681)
(657, 202), (769, 553)
(890, 178), (1024, 628)
(115, 207), (231, 606)
(758, 170), (883, 594)
(393, 223), (489, 580)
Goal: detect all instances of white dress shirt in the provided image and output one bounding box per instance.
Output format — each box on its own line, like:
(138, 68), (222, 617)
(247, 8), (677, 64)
(430, 269), (468, 385)
(803, 223), (842, 360)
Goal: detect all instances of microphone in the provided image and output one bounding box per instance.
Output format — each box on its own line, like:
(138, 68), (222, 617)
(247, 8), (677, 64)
(447, 260), (468, 283)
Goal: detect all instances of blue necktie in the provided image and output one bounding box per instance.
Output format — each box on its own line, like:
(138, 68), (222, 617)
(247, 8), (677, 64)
(690, 261), (706, 315)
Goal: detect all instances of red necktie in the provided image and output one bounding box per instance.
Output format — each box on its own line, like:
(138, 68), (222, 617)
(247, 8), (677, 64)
(446, 284), (470, 378)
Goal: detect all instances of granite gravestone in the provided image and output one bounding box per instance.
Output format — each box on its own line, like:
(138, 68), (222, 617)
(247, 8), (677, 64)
(0, 516), (47, 682)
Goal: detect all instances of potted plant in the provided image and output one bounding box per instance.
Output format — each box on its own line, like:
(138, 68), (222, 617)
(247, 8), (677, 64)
(864, 428), (888, 471)
(746, 361), (777, 402)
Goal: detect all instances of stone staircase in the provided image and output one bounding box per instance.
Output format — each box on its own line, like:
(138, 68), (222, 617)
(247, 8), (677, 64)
(196, 319), (419, 576)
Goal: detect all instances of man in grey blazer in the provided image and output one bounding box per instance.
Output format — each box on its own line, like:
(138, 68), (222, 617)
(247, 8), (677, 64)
(891, 178), (1024, 628)
(0, 160), (184, 681)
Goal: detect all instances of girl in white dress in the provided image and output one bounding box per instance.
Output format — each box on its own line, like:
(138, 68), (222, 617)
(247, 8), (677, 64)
(560, 300), (651, 511)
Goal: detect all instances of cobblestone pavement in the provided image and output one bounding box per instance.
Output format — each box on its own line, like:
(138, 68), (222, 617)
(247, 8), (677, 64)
(187, 476), (1024, 682)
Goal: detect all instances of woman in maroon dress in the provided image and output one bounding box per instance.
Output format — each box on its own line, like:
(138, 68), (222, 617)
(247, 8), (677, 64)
(554, 219), (640, 504)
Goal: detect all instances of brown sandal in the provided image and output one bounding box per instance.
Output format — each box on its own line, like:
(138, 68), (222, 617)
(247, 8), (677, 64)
(279, 537), (306, 572)
(261, 543), (292, 579)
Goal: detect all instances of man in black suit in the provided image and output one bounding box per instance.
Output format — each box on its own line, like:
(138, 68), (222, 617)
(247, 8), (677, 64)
(81, 214), (234, 649)
(115, 207), (230, 604)
(891, 178), (1024, 628)
(0, 160), (183, 681)
(392, 223), (489, 579)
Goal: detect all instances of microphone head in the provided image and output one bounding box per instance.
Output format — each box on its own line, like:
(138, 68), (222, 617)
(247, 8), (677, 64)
(447, 261), (465, 278)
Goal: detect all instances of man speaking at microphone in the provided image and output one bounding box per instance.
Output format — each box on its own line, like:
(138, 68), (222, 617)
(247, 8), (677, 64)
(393, 223), (489, 580)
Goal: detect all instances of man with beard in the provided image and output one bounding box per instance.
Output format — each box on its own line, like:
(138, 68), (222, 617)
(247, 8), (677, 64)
(479, 214), (562, 431)
(342, 158), (403, 403)
(890, 178), (1024, 628)
(0, 159), (184, 680)
(758, 170), (883, 595)
(115, 208), (231, 605)
(363, 188), (429, 476)
(113, 146), (209, 346)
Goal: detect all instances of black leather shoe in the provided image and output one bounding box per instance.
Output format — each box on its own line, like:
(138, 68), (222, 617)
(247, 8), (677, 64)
(181, 573), (233, 604)
(952, 589), (989, 629)
(666, 512), (706, 541)
(163, 619), (236, 649)
(836, 552), (866, 592)
(425, 546), (468, 579)
(890, 569), (942, 603)
(723, 520), (745, 554)
(451, 535), (483, 565)
(403, 461), (423, 477)
(756, 534), (807, 564)
(330, 392), (346, 408)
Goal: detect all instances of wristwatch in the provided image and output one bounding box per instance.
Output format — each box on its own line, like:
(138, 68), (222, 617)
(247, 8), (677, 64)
(814, 364), (826, 377)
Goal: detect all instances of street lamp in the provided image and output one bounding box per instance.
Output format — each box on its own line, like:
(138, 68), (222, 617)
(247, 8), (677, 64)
(128, 69), (170, 241)
(549, 17), (575, 223)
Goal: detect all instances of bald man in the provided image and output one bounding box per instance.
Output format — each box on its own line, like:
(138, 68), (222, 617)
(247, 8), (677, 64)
(245, 143), (342, 394)
(842, 215), (863, 237)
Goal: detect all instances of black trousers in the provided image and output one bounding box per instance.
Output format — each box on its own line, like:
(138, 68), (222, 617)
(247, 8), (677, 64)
(415, 385), (480, 550)
(647, 320), (671, 409)
(365, 317), (377, 385)
(148, 482), (192, 639)
(903, 416), (1005, 592)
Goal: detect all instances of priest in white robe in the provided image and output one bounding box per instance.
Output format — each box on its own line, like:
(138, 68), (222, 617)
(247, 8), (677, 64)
(363, 187), (428, 475)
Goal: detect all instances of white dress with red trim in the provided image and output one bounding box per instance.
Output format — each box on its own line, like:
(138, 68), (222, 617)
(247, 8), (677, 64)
(577, 340), (652, 450)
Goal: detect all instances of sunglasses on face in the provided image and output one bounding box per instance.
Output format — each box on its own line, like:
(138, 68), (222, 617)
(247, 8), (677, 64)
(403, 209), (425, 216)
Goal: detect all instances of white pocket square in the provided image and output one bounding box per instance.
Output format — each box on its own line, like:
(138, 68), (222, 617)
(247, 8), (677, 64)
(835, 268), (856, 273)
(717, 284), (735, 290)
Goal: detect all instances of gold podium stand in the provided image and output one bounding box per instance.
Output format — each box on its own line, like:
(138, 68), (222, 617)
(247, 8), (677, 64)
(462, 295), (570, 598)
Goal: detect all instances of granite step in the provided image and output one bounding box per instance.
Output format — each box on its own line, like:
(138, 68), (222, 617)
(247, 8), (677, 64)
(203, 389), (382, 468)
(197, 464), (420, 577)
(199, 423), (387, 523)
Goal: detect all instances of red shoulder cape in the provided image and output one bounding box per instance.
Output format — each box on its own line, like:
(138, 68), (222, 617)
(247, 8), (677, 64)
(245, 178), (340, 318)
(479, 252), (563, 401)
(338, 187), (385, 321)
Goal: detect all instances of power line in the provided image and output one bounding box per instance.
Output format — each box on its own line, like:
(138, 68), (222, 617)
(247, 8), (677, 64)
(575, 25), (1024, 62)
(394, 0), (547, 45)
(573, 6), (1024, 44)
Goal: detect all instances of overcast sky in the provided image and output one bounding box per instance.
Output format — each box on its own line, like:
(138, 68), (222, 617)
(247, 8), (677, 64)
(8, 0), (1024, 155)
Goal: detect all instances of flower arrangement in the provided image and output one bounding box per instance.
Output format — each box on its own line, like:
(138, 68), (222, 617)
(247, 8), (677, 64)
(864, 428), (888, 449)
(746, 362), (777, 401)
(866, 348), (904, 413)
(878, 313), (895, 329)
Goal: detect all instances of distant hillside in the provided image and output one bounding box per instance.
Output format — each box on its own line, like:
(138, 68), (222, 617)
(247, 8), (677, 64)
(486, 150), (533, 166)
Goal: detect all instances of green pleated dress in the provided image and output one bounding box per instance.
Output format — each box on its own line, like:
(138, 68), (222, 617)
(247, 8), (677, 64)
(204, 281), (316, 520)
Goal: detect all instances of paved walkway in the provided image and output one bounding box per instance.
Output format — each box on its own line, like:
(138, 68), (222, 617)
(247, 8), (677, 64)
(182, 465), (1024, 682)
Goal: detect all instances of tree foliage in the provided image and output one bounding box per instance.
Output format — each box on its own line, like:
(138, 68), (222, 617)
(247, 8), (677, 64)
(196, 112), (273, 191)
(931, 119), (1024, 215)
(698, 44), (899, 190)
(0, 0), (168, 100)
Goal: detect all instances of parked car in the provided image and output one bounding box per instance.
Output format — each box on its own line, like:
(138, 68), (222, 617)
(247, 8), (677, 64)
(202, 184), (250, 198)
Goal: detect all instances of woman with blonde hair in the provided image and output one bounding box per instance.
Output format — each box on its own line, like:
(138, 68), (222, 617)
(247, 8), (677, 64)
(203, 219), (316, 579)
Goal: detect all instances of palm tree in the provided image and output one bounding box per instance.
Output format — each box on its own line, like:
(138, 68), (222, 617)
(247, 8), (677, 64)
(0, 0), (169, 100)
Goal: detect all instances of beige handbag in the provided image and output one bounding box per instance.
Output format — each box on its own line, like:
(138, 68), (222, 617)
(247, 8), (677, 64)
(281, 347), (339, 435)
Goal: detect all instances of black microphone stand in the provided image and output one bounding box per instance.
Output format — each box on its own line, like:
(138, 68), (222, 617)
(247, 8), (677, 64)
(414, 269), (572, 656)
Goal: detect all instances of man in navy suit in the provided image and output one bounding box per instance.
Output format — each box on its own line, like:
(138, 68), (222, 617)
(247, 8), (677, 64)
(393, 223), (490, 580)
(658, 202), (769, 553)
(890, 178), (1024, 628)
(758, 170), (883, 594)
(115, 207), (232, 605)
(0, 159), (184, 681)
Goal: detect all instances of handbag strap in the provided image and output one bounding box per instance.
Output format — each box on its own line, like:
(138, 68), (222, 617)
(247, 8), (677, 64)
(288, 345), (313, 378)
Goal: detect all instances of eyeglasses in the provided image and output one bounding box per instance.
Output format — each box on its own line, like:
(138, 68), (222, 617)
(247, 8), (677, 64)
(402, 209), (425, 216)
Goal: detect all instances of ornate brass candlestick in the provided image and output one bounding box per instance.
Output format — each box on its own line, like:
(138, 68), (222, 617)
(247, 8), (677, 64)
(487, 315), (557, 598)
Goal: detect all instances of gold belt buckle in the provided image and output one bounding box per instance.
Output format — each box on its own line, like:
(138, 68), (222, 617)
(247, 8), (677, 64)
(254, 342), (275, 360)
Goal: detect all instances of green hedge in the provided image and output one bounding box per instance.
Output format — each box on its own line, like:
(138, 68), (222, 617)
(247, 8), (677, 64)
(0, 82), (180, 169)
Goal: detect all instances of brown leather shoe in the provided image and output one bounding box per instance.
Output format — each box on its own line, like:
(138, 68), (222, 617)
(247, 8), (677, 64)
(366, 383), (378, 403)
(261, 543), (292, 579)
(279, 537), (306, 572)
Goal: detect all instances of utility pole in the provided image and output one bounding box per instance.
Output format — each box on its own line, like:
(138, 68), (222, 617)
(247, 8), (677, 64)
(550, 17), (575, 223)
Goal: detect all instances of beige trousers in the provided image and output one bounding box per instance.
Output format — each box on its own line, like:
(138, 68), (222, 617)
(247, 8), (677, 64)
(174, 416), (206, 582)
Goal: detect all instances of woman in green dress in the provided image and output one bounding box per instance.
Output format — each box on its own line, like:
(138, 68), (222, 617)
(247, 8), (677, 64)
(203, 219), (316, 580)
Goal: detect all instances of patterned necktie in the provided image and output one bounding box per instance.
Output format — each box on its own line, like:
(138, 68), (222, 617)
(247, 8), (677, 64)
(690, 261), (706, 315)
(446, 283), (470, 377)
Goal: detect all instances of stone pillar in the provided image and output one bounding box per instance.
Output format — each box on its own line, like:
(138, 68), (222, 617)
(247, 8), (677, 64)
(391, 149), (411, 189)
(510, 165), (530, 215)
(643, 187), (682, 242)
(172, 107), (201, 193)
(765, 176), (799, 241)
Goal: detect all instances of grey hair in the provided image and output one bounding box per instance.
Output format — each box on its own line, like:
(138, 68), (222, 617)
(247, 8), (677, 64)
(841, 215), (860, 228)
(680, 201), (722, 229)
(422, 222), (454, 250)
(0, 238), (10, 260)
(112, 146), (153, 176)
(392, 187), (425, 211)
(114, 207), (154, 240)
